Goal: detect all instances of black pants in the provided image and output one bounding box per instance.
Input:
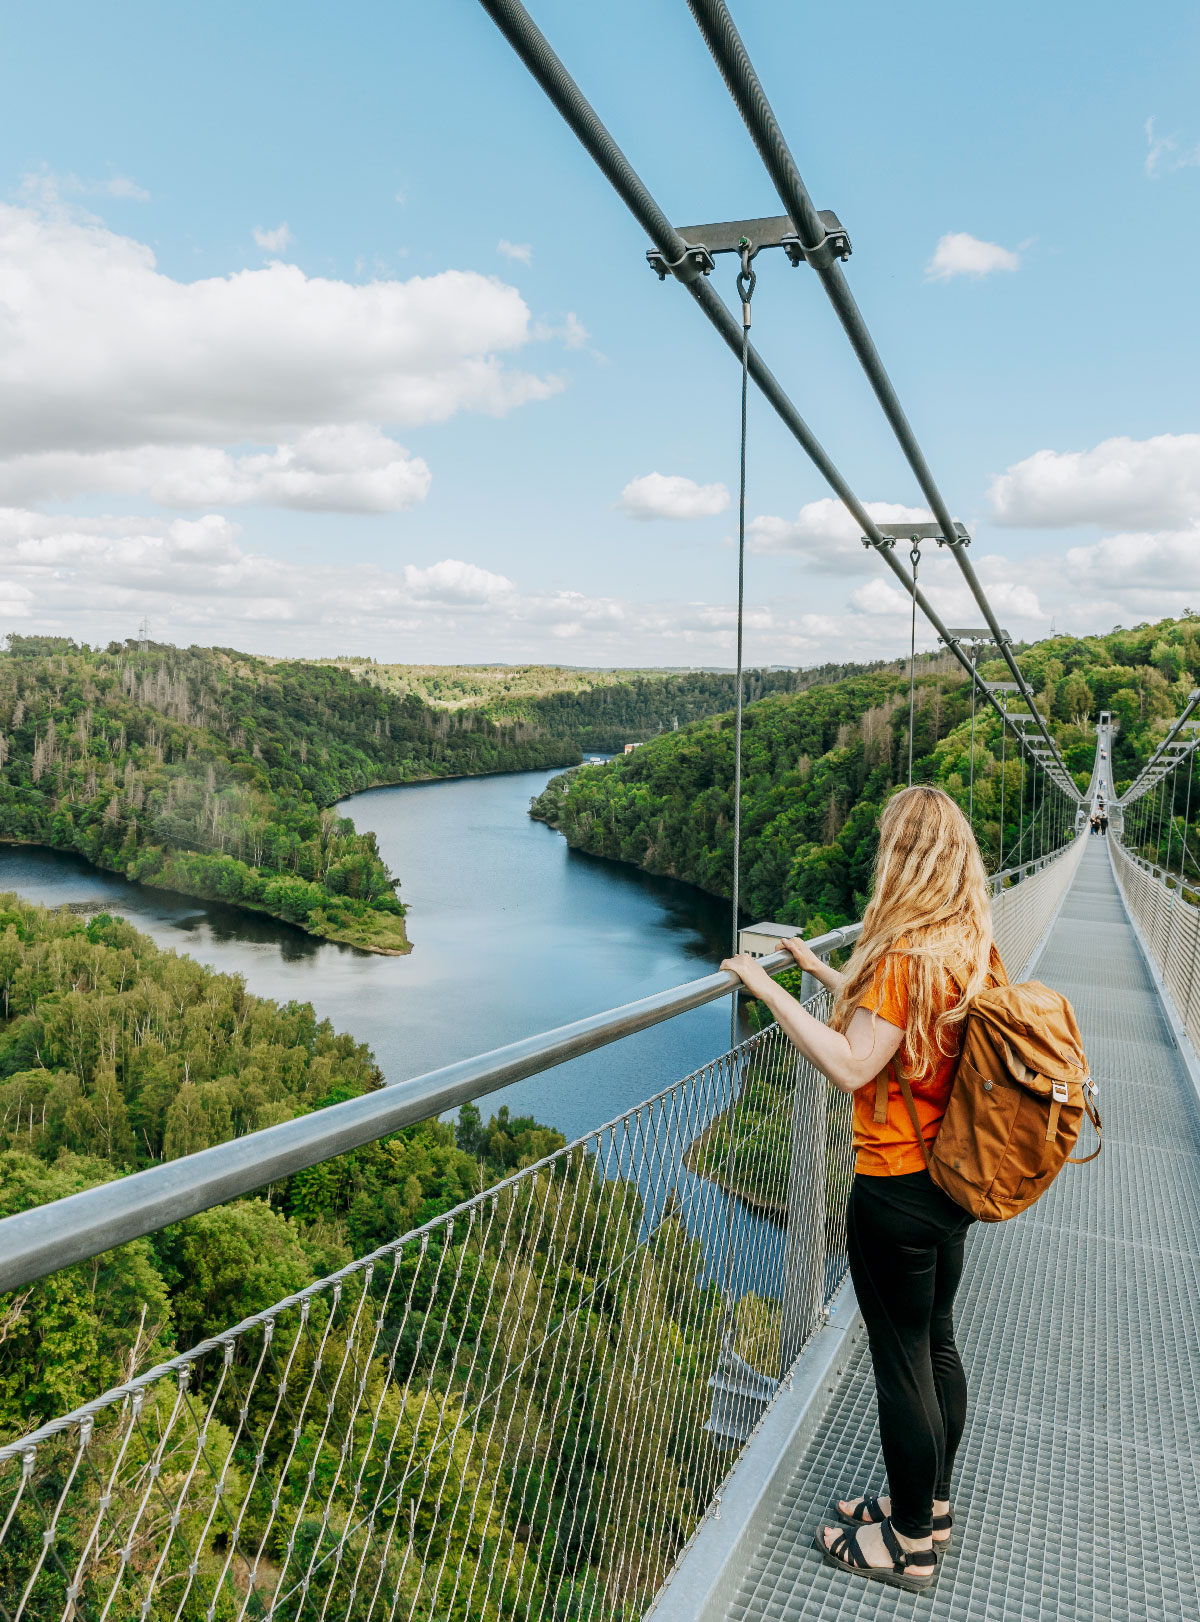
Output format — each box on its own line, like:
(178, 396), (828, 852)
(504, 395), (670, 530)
(847, 1170), (973, 1538)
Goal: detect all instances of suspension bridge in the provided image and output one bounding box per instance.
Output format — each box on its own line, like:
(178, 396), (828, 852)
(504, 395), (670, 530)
(5, 715), (1200, 1622)
(2, 1), (1199, 1617)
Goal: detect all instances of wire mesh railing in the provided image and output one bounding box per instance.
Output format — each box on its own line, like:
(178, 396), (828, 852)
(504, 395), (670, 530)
(0, 835), (1085, 1621)
(1110, 835), (1200, 1057)
(990, 833), (1086, 981)
(0, 1013), (854, 1622)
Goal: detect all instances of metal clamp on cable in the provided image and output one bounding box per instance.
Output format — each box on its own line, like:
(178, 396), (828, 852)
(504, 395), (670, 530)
(935, 522), (971, 547)
(861, 519), (970, 551)
(646, 243), (716, 284)
(781, 210), (852, 271)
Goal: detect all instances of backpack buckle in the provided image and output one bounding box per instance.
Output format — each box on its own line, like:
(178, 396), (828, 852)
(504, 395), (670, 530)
(1052, 1080), (1069, 1103)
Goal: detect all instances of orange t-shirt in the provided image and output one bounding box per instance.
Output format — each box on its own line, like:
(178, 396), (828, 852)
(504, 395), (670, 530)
(853, 953), (962, 1176)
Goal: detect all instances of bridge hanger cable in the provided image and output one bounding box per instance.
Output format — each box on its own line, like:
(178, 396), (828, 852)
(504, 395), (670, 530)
(1180, 751), (1195, 889)
(1164, 762), (1178, 874)
(906, 543), (920, 785)
(476, 0), (1076, 805)
(730, 242), (754, 1039)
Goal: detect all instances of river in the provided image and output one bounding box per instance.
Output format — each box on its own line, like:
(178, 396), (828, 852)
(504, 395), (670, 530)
(0, 767), (745, 1144)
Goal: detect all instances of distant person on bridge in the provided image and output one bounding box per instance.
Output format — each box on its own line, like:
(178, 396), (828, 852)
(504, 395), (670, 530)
(723, 785), (1001, 1592)
(1099, 810), (1108, 836)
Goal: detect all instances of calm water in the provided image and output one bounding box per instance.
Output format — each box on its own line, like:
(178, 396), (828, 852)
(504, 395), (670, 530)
(0, 769), (744, 1143)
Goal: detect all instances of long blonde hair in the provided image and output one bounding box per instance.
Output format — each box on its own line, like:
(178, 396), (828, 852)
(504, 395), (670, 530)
(831, 785), (998, 1087)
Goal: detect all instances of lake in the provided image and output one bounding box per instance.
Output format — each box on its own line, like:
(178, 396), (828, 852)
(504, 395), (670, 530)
(0, 768), (747, 1143)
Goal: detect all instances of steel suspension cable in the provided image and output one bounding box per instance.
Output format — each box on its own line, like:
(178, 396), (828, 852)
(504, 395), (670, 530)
(684, 0), (1074, 792)
(474, 0), (1068, 805)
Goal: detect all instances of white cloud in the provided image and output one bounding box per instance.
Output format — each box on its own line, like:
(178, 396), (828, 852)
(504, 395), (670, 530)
(562, 312), (588, 350)
(0, 581), (33, 618)
(0, 505), (900, 665)
(1145, 116), (1200, 178)
(748, 498), (933, 567)
(19, 167), (149, 207)
(848, 553), (1046, 630)
(253, 222), (293, 253)
(617, 472), (730, 521)
(925, 232), (1020, 281)
(97, 174), (150, 201)
(533, 311), (591, 351)
(401, 559), (515, 604)
(0, 201), (560, 461)
(498, 239), (532, 265)
(1063, 527), (1200, 594)
(0, 425), (431, 512)
(849, 578), (911, 617)
(989, 433), (1200, 529)
(985, 526), (1200, 634)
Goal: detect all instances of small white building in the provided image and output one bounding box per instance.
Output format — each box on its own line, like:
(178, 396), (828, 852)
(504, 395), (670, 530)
(738, 921), (797, 959)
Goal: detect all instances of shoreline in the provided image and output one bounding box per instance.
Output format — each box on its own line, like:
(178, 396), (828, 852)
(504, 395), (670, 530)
(0, 838), (411, 957)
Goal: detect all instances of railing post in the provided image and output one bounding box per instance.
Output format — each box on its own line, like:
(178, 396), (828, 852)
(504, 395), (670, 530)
(778, 1056), (827, 1376)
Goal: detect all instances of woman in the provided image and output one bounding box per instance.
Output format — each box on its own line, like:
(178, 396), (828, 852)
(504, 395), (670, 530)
(722, 784), (999, 1593)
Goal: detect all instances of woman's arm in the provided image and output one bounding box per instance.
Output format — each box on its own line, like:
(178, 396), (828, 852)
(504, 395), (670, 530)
(778, 935), (845, 994)
(721, 953), (904, 1095)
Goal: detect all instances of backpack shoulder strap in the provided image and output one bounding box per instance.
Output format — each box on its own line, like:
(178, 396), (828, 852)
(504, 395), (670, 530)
(873, 1066), (888, 1123)
(890, 1061), (935, 1174)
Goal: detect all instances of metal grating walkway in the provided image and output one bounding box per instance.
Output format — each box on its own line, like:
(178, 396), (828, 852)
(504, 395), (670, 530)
(725, 841), (1200, 1622)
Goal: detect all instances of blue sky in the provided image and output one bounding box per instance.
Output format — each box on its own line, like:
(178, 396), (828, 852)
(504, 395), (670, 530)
(0, 0), (1198, 666)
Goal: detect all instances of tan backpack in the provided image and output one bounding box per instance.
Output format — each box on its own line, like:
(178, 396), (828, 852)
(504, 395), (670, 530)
(888, 980), (1102, 1222)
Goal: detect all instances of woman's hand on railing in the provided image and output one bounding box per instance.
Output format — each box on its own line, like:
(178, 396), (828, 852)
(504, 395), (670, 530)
(780, 936), (846, 994)
(720, 953), (776, 999)
(780, 936), (826, 975)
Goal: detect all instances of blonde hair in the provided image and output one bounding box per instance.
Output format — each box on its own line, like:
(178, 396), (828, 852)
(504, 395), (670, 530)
(831, 785), (999, 1088)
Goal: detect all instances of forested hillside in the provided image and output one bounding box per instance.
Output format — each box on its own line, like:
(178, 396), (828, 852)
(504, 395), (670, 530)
(347, 654), (891, 751)
(0, 897), (751, 1616)
(532, 617), (1200, 933)
(0, 894), (564, 1435)
(0, 638), (853, 951)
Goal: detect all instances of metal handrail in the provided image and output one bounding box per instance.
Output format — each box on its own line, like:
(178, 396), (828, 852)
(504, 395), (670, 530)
(0, 926), (868, 1295)
(0, 827), (1084, 1296)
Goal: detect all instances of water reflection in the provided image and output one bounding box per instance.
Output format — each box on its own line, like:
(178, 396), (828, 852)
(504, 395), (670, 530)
(0, 767), (744, 1143)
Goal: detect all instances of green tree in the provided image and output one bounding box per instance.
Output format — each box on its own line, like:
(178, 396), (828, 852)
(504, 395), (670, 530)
(0, 1151), (173, 1433)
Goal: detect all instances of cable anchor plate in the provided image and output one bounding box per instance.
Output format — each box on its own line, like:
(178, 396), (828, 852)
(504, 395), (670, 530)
(861, 519), (971, 551)
(646, 209), (850, 283)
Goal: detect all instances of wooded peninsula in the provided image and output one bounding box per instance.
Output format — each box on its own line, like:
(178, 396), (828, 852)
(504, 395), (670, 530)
(0, 637), (820, 953)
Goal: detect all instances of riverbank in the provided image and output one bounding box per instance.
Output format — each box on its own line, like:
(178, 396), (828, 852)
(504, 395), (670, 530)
(0, 837), (411, 955)
(0, 770), (737, 1143)
(0, 640), (788, 957)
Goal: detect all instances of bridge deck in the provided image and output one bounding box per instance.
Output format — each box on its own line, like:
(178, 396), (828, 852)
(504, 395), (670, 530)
(725, 840), (1200, 1622)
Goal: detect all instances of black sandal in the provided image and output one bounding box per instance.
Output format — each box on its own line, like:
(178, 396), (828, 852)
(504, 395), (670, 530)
(837, 1495), (954, 1550)
(814, 1518), (937, 1592)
